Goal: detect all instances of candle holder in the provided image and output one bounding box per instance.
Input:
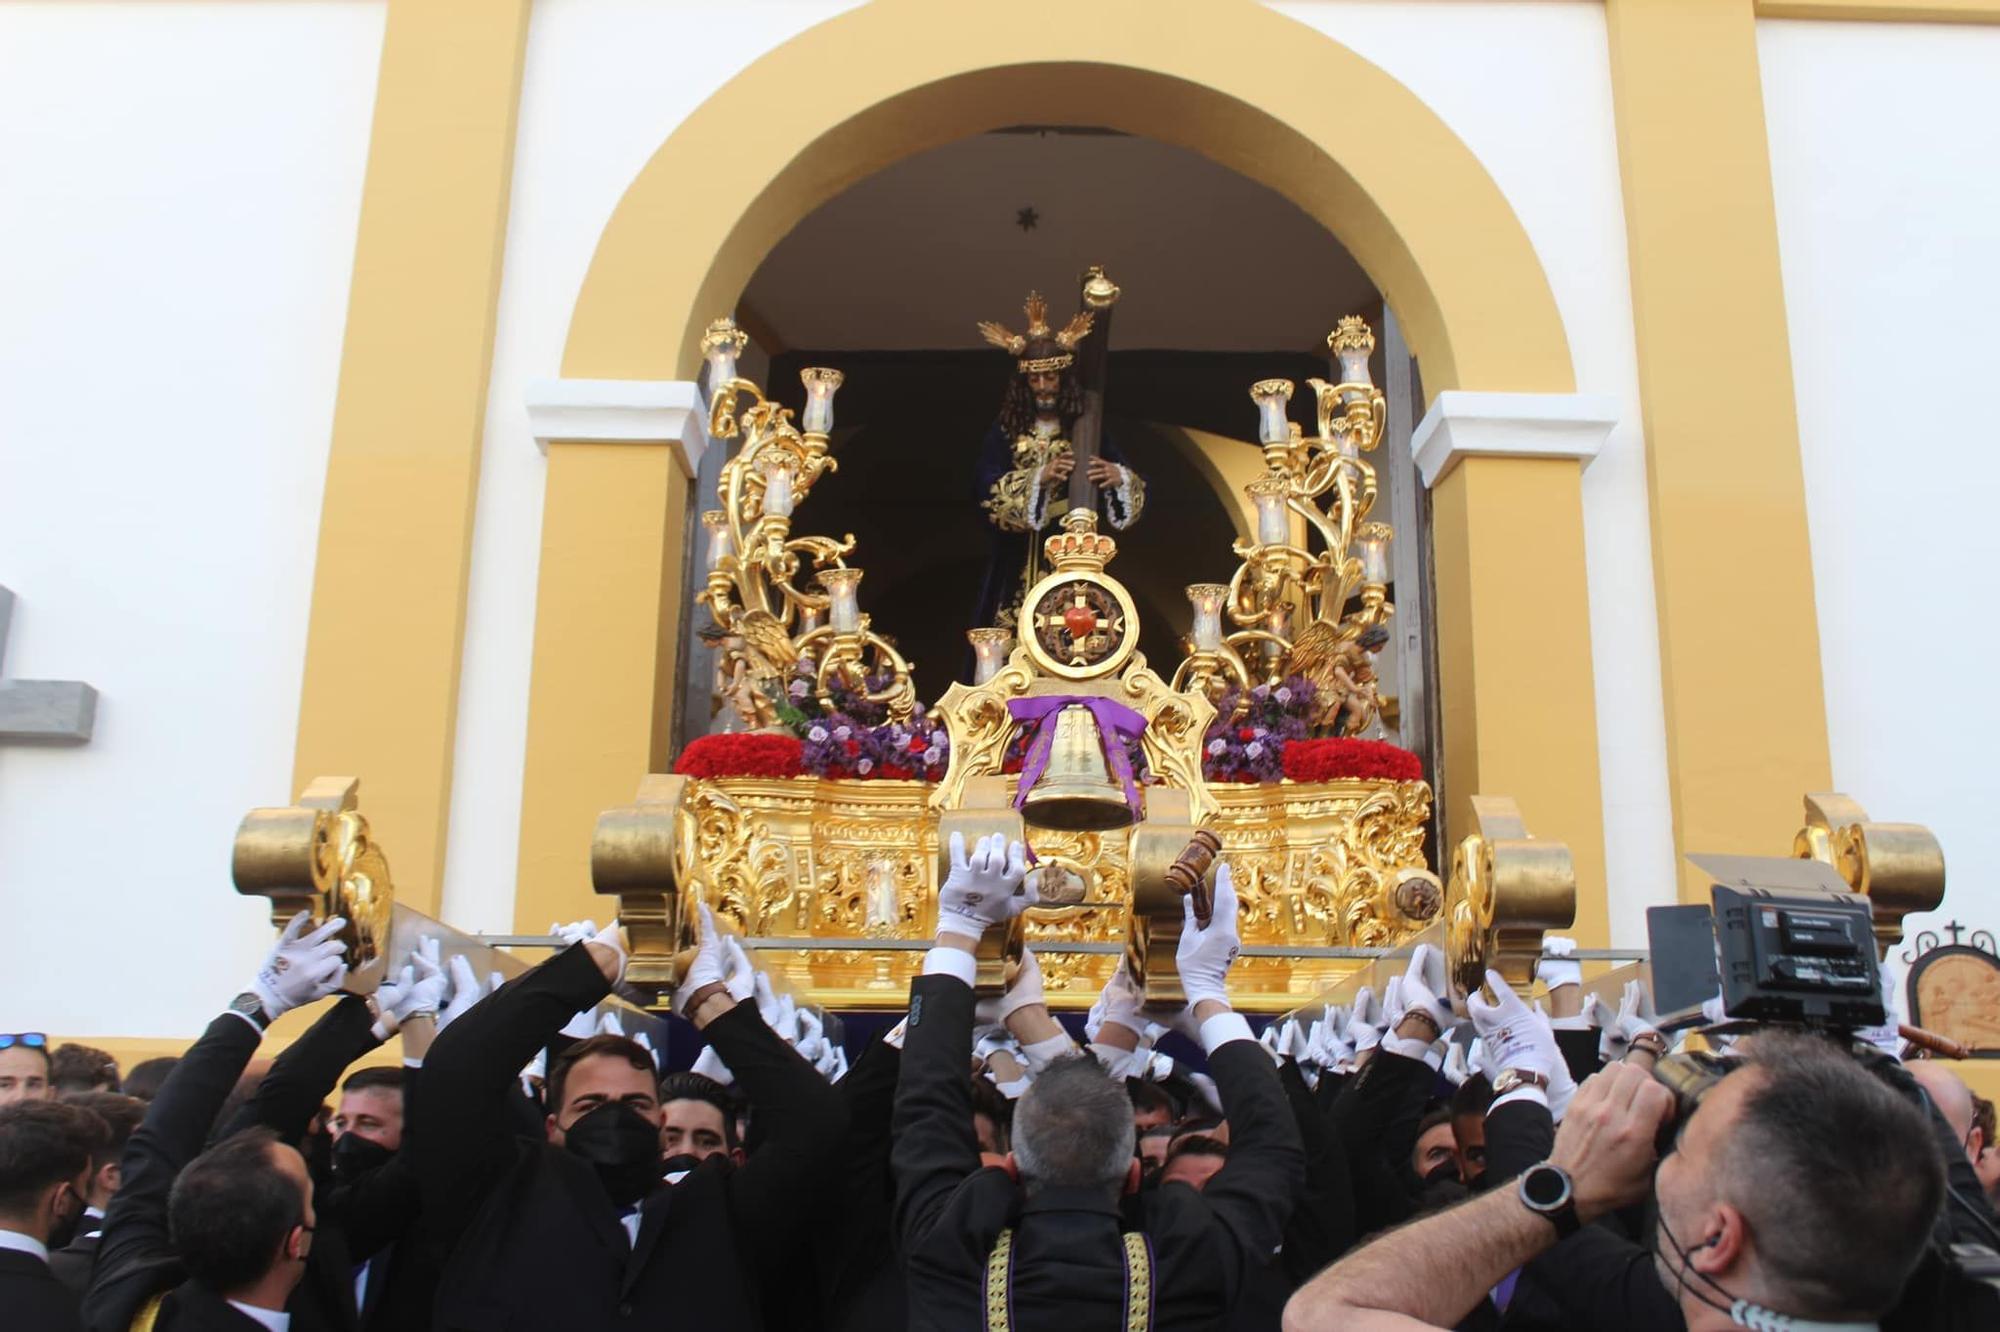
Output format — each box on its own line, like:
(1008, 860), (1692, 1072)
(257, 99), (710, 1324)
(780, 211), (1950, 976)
(1174, 315), (1395, 712)
(967, 627), (1013, 685)
(698, 336), (913, 724)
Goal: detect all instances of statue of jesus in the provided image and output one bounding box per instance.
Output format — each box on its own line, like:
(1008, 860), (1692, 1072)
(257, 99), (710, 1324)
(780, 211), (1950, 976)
(970, 290), (1145, 659)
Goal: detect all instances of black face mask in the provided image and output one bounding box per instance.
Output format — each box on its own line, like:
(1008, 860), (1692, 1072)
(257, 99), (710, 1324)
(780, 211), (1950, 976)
(1422, 1161), (1459, 1188)
(331, 1132), (396, 1184)
(563, 1102), (662, 1207)
(660, 1153), (711, 1184)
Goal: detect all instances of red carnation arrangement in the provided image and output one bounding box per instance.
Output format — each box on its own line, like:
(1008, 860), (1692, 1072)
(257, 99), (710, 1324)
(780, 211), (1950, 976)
(673, 733), (805, 780)
(1281, 737), (1423, 784)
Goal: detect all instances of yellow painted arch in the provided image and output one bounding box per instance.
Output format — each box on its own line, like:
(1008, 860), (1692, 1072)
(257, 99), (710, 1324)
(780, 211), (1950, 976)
(561, 0), (1573, 399)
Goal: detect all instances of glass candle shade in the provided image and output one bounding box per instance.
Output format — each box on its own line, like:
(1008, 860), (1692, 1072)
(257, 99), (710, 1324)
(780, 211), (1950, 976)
(968, 627), (1012, 684)
(1186, 584), (1228, 651)
(822, 568), (864, 633)
(1330, 316), (1376, 406)
(796, 601), (823, 636)
(702, 510), (733, 570)
(800, 367), (844, 435)
(1250, 379), (1295, 446)
(1355, 522), (1393, 585)
(760, 457), (797, 518)
(1247, 475), (1291, 547)
(702, 318), (746, 390)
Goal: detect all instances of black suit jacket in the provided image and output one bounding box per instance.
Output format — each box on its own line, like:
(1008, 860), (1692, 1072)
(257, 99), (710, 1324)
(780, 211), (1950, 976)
(0, 1245), (84, 1332)
(1329, 1047), (1436, 1237)
(149, 1280), (282, 1331)
(893, 972), (1304, 1330)
(50, 1228), (99, 1299)
(415, 942), (848, 1330)
(83, 1012), (262, 1332)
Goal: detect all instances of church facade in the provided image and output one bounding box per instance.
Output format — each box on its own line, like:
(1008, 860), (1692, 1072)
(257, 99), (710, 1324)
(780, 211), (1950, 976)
(2, 0), (1996, 1056)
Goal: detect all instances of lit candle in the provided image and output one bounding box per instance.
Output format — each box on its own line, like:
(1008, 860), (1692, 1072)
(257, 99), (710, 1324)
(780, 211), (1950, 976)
(1250, 379), (1295, 446)
(702, 510), (733, 570)
(822, 567), (863, 633)
(968, 628), (1012, 684)
(760, 456), (796, 518)
(1186, 584), (1227, 652)
(797, 600), (823, 635)
(1355, 522), (1392, 585)
(1247, 474), (1291, 547)
(800, 367), (844, 435)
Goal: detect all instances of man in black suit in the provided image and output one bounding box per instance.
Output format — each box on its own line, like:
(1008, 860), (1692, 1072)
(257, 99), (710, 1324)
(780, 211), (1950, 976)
(894, 833), (1305, 1330)
(414, 910), (848, 1330)
(84, 911), (351, 1332)
(49, 1091), (145, 1297)
(0, 1098), (107, 1332)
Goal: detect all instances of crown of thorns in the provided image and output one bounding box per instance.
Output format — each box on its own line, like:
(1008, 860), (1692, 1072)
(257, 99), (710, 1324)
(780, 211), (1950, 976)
(976, 291), (1094, 374)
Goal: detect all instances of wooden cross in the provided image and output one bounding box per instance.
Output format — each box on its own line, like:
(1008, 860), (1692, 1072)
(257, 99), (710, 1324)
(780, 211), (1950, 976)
(0, 586), (98, 744)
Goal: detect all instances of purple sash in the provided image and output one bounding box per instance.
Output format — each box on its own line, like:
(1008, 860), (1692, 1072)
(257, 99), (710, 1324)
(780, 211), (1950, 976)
(1007, 695), (1149, 820)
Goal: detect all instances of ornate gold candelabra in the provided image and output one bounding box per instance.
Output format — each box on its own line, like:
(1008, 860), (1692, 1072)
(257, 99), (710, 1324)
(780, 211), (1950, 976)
(698, 319), (915, 723)
(1175, 316), (1396, 726)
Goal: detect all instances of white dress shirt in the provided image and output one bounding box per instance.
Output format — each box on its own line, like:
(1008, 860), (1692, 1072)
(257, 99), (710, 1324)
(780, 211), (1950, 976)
(0, 1227), (49, 1263)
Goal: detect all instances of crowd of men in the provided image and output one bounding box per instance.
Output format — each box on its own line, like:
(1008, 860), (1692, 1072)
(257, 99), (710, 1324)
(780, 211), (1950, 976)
(3, 832), (1998, 1329)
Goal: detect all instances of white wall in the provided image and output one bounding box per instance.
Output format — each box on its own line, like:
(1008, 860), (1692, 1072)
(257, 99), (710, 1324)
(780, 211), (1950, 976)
(1273, 2), (1675, 945)
(443, 0), (866, 931)
(0, 2), (383, 1037)
(1762, 20), (2000, 950)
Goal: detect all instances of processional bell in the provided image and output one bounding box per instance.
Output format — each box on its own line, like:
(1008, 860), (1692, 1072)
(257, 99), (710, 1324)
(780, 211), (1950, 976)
(1020, 704), (1136, 832)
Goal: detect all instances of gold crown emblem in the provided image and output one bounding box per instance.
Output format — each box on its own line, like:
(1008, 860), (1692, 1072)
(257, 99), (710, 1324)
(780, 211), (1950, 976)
(1044, 508), (1118, 572)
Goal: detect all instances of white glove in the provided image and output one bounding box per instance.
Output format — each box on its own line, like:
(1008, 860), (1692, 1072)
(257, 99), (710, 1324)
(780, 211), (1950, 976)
(1600, 978), (1661, 1061)
(251, 913), (349, 1019)
(595, 1010), (626, 1038)
(1347, 986), (1384, 1054)
(1441, 1040), (1472, 1087)
(1085, 960), (1147, 1042)
(998, 946), (1046, 1022)
(1581, 992), (1616, 1032)
(675, 904), (730, 1016)
(1258, 1021), (1286, 1064)
(401, 936), (448, 1017)
(1388, 943), (1454, 1032)
(439, 954), (486, 1030)
(1306, 1013), (1354, 1073)
(1469, 1035), (1499, 1083)
(1536, 935), (1583, 992)
(721, 937), (757, 1004)
(794, 1007), (827, 1063)
(820, 1043), (848, 1082)
(1279, 1017), (1312, 1063)
(586, 919), (627, 981)
(1466, 970), (1576, 1119)
(552, 919), (598, 947)
(753, 970), (785, 1028)
(560, 1006), (600, 1040)
(936, 832), (1032, 941)
(691, 1044), (734, 1086)
(1173, 860), (1242, 1013)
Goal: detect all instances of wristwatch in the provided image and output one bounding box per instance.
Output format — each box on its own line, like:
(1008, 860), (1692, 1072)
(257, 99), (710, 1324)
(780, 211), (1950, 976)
(1491, 1067), (1550, 1099)
(229, 991), (271, 1032)
(1518, 1161), (1581, 1239)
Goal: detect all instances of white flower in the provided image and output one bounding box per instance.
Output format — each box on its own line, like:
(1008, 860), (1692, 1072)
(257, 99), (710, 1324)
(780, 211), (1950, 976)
(807, 725), (829, 743)
(1208, 738), (1227, 756)
(930, 729), (946, 746)
(788, 678), (809, 698)
(833, 725), (852, 740)
(1253, 727), (1268, 739)
(1246, 741), (1265, 759)
(1275, 686), (1293, 703)
(924, 745), (942, 765)
(856, 758), (874, 774)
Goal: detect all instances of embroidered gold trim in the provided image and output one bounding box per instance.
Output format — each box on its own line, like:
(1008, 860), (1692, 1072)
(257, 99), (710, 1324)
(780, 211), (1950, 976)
(985, 1227), (1015, 1331)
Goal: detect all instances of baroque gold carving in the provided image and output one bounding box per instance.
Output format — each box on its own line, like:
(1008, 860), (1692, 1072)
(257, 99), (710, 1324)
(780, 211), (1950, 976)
(1792, 792), (1946, 958)
(233, 776), (396, 989)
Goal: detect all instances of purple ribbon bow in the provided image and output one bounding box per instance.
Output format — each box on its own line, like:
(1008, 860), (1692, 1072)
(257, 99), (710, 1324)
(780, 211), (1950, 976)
(1007, 695), (1150, 820)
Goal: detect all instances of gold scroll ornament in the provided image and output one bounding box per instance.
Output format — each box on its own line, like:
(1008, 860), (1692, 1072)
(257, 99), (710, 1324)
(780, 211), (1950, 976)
(1444, 795), (1577, 1004)
(232, 776), (396, 993)
(590, 774), (704, 1007)
(1792, 792), (1945, 958)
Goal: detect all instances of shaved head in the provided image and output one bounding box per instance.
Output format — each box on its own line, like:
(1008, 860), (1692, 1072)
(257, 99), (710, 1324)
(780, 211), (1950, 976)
(1907, 1060), (1975, 1142)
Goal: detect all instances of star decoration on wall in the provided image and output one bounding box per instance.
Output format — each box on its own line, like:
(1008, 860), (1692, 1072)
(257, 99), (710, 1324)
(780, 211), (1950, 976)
(1015, 206), (1039, 232)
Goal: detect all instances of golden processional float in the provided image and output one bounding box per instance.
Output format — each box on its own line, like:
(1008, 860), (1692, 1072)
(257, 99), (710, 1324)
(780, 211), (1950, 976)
(226, 271), (1951, 1030)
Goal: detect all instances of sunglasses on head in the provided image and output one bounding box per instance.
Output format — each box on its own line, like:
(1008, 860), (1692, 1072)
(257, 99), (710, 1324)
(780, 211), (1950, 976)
(0, 1033), (49, 1051)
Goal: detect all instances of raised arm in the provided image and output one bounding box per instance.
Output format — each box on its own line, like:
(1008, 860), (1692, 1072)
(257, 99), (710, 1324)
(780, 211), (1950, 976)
(86, 913), (348, 1332)
(412, 931), (619, 1241)
(220, 993), (378, 1145)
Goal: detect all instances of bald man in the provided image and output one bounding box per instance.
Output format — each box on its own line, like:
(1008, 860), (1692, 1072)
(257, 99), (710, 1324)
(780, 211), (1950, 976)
(1908, 1061), (1978, 1159)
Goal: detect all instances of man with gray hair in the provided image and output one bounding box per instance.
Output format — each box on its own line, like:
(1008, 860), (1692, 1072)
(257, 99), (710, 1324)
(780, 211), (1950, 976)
(893, 832), (1303, 1329)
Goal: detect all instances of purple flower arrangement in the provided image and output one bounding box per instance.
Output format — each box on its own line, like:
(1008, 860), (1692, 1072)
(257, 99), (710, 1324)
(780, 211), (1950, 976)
(784, 663), (949, 781)
(1202, 675), (1316, 783)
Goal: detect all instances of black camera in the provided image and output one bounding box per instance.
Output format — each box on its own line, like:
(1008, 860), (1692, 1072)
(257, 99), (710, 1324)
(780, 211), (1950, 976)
(1646, 853), (1884, 1030)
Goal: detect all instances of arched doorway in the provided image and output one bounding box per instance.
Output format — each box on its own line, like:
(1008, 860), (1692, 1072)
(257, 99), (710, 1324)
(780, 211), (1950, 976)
(515, 0), (1610, 946)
